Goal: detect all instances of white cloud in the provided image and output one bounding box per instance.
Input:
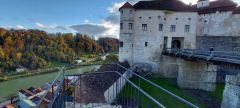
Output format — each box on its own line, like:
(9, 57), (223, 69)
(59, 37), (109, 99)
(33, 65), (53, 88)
(107, 2), (125, 15)
(35, 22), (46, 28)
(16, 25), (25, 29)
(84, 20), (89, 23)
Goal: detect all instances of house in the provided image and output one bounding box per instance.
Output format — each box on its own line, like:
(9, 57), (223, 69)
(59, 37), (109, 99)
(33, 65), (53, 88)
(119, 0), (240, 72)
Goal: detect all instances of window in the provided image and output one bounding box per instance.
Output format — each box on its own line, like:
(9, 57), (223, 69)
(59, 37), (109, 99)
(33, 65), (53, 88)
(128, 23), (133, 30)
(142, 24), (147, 31)
(121, 10), (123, 14)
(185, 25), (190, 32)
(164, 18), (167, 20)
(120, 41), (123, 47)
(120, 23), (123, 30)
(139, 17), (142, 19)
(170, 25), (176, 32)
(145, 42), (148, 47)
(159, 24), (163, 31)
(130, 10), (132, 14)
(176, 18), (178, 20)
(188, 18), (191, 20)
(149, 17), (151, 19)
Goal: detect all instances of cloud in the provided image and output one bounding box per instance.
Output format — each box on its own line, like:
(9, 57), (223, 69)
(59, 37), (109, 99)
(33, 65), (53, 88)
(16, 25), (25, 29)
(70, 24), (108, 36)
(35, 22), (46, 28)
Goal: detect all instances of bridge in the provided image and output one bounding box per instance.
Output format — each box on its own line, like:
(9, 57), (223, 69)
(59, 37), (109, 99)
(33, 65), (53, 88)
(34, 64), (199, 108)
(162, 49), (240, 108)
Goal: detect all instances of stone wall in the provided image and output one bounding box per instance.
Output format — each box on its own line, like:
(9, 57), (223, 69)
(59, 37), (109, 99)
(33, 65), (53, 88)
(158, 55), (179, 78)
(196, 36), (240, 52)
(221, 74), (240, 108)
(177, 59), (217, 91)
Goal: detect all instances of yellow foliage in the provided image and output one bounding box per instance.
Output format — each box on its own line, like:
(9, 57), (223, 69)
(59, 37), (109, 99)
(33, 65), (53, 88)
(16, 52), (22, 60)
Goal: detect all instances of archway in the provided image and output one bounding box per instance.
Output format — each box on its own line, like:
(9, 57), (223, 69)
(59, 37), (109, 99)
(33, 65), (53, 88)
(171, 40), (181, 49)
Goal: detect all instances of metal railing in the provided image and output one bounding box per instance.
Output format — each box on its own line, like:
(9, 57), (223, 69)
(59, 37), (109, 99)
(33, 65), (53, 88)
(163, 48), (240, 64)
(37, 64), (199, 108)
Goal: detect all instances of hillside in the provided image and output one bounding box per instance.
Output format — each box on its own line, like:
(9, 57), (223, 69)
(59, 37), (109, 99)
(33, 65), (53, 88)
(0, 28), (119, 71)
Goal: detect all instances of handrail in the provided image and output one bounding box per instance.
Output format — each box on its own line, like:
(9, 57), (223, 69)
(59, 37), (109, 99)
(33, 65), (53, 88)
(67, 71), (166, 108)
(117, 64), (199, 108)
(36, 66), (65, 107)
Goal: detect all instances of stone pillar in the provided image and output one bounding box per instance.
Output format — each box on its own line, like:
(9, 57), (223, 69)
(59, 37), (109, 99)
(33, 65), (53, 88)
(159, 55), (179, 78)
(167, 37), (172, 49)
(177, 59), (217, 91)
(221, 74), (240, 108)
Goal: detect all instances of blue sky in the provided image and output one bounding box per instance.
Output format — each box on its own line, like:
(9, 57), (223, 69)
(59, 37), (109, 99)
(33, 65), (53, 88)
(0, 0), (239, 38)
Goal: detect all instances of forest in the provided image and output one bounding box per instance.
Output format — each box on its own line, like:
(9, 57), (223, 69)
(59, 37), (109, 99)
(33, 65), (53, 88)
(0, 28), (119, 72)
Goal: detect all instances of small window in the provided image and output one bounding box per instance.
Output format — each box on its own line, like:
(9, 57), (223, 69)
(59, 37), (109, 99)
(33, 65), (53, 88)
(164, 18), (167, 20)
(159, 24), (163, 31)
(121, 10), (123, 14)
(145, 42), (148, 47)
(149, 17), (151, 19)
(176, 18), (178, 20)
(120, 41), (123, 47)
(170, 25), (176, 32)
(142, 24), (147, 31)
(188, 18), (191, 20)
(139, 17), (142, 19)
(128, 23), (133, 30)
(120, 23), (123, 30)
(130, 10), (133, 14)
(185, 25), (190, 32)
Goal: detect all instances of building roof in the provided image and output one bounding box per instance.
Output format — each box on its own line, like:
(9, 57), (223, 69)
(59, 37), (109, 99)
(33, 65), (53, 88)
(119, 2), (134, 10)
(196, 0), (238, 14)
(133, 0), (196, 12)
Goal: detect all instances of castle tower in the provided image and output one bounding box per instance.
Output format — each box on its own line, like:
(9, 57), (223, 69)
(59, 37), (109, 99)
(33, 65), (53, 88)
(197, 0), (210, 8)
(119, 2), (135, 65)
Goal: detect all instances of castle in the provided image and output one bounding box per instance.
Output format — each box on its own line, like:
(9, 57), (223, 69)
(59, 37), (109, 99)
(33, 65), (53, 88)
(119, 0), (240, 71)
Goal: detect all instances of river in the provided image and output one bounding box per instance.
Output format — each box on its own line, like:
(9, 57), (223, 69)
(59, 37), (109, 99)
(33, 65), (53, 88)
(0, 65), (99, 102)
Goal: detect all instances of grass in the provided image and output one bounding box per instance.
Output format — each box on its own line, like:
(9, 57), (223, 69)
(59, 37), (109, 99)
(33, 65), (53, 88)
(118, 77), (206, 108)
(208, 83), (225, 102)
(48, 61), (70, 68)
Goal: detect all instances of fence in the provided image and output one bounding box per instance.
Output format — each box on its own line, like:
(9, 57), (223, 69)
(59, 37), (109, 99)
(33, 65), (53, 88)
(37, 63), (199, 108)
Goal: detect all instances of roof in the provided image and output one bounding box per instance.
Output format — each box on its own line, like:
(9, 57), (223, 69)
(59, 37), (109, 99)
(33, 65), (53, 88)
(196, 0), (238, 14)
(119, 2), (134, 10)
(133, 0), (196, 12)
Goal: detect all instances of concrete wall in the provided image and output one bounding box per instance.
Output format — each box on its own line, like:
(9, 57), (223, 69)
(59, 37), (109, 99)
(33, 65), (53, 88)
(196, 36), (240, 52)
(221, 74), (240, 108)
(177, 59), (217, 91)
(104, 71), (132, 103)
(158, 55), (179, 78)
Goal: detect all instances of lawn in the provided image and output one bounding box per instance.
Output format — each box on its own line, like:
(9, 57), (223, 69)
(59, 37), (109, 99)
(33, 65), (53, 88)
(118, 77), (206, 108)
(208, 83), (225, 102)
(48, 61), (70, 68)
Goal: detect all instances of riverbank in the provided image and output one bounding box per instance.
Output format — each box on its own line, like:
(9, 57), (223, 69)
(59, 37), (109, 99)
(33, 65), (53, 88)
(0, 65), (99, 103)
(0, 64), (100, 82)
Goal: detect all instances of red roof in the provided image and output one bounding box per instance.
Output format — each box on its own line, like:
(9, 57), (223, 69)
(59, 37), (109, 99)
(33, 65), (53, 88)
(119, 2), (134, 10)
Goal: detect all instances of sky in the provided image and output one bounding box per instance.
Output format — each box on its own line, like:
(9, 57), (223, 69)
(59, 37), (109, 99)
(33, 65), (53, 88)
(0, 0), (239, 38)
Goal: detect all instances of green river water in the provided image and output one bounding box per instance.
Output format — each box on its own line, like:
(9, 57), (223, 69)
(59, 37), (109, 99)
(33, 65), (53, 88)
(0, 65), (99, 102)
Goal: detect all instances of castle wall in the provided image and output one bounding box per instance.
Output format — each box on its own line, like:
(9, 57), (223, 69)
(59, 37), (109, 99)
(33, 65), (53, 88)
(131, 10), (197, 72)
(197, 12), (240, 36)
(196, 36), (240, 52)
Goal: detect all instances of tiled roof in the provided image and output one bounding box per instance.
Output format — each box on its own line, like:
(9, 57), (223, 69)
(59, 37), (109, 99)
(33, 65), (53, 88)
(119, 2), (134, 10)
(133, 0), (196, 12)
(195, 0), (238, 14)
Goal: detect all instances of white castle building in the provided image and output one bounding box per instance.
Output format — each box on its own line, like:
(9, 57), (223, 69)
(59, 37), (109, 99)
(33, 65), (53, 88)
(119, 0), (240, 71)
